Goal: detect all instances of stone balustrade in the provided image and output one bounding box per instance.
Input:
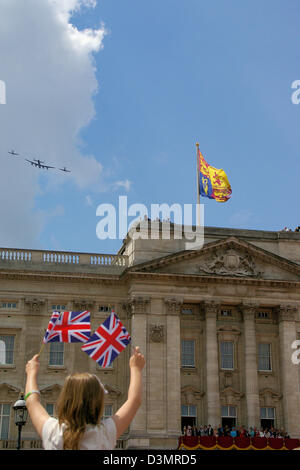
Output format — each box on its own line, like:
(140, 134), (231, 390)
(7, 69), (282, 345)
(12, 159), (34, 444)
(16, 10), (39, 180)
(0, 248), (128, 271)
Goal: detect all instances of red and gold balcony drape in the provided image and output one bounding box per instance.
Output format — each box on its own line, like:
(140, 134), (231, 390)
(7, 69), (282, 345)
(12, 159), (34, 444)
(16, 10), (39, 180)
(178, 436), (300, 451)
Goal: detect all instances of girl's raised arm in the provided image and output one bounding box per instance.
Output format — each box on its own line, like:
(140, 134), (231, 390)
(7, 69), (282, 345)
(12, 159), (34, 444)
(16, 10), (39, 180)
(112, 347), (145, 439)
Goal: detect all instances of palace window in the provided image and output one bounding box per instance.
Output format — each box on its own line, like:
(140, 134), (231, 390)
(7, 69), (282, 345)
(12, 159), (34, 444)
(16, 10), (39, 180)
(258, 343), (272, 371)
(104, 404), (113, 418)
(181, 308), (193, 315)
(0, 335), (15, 365)
(1, 302), (17, 309)
(181, 340), (195, 367)
(46, 404), (55, 417)
(0, 404), (10, 439)
(221, 405), (237, 428)
(221, 310), (232, 317)
(220, 341), (234, 370)
(260, 407), (275, 429)
(51, 304), (66, 311)
(98, 306), (111, 313)
(49, 342), (64, 366)
(181, 405), (197, 429)
(258, 312), (269, 319)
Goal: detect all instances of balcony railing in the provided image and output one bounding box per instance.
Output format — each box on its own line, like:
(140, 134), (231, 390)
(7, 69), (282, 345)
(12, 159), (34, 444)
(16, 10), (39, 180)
(0, 248), (128, 270)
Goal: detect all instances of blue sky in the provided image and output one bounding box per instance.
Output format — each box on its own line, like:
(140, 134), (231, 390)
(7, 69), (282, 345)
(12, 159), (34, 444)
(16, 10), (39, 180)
(1, 0), (300, 255)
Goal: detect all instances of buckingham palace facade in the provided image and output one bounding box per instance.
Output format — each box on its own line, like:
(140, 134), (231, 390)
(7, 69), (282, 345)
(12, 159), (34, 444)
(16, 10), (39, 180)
(0, 222), (300, 449)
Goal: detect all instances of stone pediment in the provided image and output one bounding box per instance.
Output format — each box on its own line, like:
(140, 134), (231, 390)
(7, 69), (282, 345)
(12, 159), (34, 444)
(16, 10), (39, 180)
(129, 237), (300, 282)
(40, 384), (62, 396)
(0, 382), (20, 394)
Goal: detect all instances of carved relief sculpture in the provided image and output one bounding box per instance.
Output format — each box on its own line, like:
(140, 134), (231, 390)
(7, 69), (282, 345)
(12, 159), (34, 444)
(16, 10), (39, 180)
(200, 248), (261, 277)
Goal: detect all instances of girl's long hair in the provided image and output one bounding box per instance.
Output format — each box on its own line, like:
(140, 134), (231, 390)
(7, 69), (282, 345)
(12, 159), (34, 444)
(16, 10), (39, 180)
(56, 373), (105, 450)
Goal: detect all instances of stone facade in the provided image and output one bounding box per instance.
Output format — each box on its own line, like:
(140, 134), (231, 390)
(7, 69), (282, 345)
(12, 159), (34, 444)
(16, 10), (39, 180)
(0, 224), (300, 449)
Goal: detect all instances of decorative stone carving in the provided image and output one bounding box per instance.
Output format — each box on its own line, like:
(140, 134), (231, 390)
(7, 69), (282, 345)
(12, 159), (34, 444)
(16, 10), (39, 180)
(203, 300), (219, 318)
(164, 298), (183, 315)
(181, 385), (205, 404)
(240, 302), (259, 321)
(104, 384), (122, 398)
(259, 388), (282, 406)
(199, 248), (261, 278)
(24, 298), (45, 312)
(277, 304), (297, 323)
(149, 324), (164, 343)
(123, 296), (150, 317)
(220, 386), (244, 405)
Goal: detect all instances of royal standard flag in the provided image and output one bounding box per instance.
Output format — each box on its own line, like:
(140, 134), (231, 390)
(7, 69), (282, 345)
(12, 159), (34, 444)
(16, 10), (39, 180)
(198, 147), (232, 203)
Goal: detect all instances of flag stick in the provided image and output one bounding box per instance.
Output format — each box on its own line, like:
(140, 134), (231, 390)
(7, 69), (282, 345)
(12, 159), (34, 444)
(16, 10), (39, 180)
(37, 342), (45, 357)
(196, 142), (201, 226)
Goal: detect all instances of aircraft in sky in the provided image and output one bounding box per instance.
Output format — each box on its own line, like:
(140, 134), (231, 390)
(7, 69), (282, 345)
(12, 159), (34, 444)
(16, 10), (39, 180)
(8, 150), (19, 156)
(25, 158), (55, 170)
(59, 167), (71, 173)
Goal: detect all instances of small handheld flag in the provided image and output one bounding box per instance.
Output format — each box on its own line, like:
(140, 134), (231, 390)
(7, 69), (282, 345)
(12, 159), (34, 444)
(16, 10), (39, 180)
(81, 311), (131, 368)
(43, 311), (61, 344)
(43, 311), (91, 343)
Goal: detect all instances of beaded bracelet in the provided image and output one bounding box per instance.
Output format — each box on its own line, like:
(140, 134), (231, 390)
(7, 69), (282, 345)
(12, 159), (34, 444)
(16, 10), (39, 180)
(24, 390), (41, 400)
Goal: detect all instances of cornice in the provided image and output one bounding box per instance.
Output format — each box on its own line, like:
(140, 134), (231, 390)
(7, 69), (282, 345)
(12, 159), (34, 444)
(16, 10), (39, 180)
(0, 269), (122, 284)
(123, 271), (300, 288)
(126, 236), (300, 277)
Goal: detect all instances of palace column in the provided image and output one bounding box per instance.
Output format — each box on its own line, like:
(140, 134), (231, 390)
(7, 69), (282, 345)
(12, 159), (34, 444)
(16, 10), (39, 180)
(242, 303), (260, 429)
(204, 301), (221, 427)
(125, 296), (149, 448)
(126, 295), (181, 449)
(164, 298), (182, 441)
(278, 304), (300, 437)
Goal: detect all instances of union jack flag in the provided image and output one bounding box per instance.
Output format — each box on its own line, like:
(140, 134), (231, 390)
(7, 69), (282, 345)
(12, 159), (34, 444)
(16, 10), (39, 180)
(43, 311), (61, 343)
(81, 311), (131, 368)
(43, 311), (91, 343)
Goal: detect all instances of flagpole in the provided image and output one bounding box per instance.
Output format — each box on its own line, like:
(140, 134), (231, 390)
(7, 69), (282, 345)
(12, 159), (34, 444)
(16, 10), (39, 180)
(196, 142), (201, 226)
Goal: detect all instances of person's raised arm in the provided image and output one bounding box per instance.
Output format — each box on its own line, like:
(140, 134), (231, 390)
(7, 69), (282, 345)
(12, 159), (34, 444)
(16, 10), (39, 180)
(112, 346), (145, 439)
(25, 354), (50, 438)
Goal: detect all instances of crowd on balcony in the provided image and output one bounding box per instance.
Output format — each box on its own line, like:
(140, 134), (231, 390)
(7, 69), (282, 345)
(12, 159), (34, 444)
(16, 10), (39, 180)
(182, 424), (290, 439)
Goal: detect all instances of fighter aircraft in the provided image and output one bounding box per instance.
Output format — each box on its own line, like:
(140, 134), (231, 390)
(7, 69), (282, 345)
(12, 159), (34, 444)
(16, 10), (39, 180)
(8, 150), (19, 156)
(25, 158), (55, 170)
(59, 167), (71, 173)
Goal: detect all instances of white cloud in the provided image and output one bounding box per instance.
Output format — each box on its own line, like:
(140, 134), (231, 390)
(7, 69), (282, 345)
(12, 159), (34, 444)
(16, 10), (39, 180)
(85, 195), (93, 206)
(114, 180), (132, 192)
(0, 0), (105, 247)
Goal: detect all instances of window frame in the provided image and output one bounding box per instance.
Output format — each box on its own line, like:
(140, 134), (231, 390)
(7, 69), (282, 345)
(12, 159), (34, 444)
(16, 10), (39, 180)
(0, 403), (10, 439)
(258, 342), (272, 372)
(0, 335), (15, 365)
(181, 339), (195, 368)
(49, 342), (64, 367)
(220, 341), (234, 370)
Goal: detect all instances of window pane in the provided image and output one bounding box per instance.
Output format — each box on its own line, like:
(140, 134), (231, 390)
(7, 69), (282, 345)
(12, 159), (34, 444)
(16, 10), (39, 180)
(0, 335), (14, 364)
(221, 341), (234, 369)
(260, 407), (266, 419)
(49, 342), (64, 365)
(229, 406), (236, 417)
(258, 343), (271, 371)
(267, 408), (275, 419)
(0, 404), (10, 439)
(189, 405), (197, 417)
(181, 340), (195, 367)
(104, 404), (113, 417)
(46, 404), (54, 416)
(181, 405), (188, 416)
(221, 406), (228, 417)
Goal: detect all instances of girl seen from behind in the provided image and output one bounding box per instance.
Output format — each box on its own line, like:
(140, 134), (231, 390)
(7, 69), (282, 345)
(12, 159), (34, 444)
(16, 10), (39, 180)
(25, 346), (145, 450)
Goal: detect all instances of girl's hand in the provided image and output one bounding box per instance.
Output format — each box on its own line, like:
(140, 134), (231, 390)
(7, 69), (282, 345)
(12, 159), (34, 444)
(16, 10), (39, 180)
(129, 346), (145, 371)
(26, 354), (40, 376)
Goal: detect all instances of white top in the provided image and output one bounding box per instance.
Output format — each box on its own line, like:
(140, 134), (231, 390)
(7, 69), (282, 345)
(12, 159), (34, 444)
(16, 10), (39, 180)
(42, 417), (117, 450)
